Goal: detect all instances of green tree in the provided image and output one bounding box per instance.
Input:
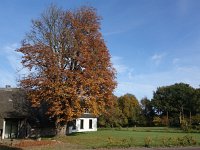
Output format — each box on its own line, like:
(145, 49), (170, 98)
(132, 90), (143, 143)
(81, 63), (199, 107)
(140, 97), (154, 126)
(118, 94), (140, 126)
(98, 95), (127, 128)
(194, 88), (200, 113)
(152, 83), (197, 127)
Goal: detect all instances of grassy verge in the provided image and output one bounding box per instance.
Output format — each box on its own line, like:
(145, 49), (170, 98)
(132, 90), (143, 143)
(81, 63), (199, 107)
(55, 127), (200, 149)
(2, 127), (199, 149)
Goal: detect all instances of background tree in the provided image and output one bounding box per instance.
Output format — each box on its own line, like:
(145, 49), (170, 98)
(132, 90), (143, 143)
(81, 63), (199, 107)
(195, 88), (200, 113)
(152, 83), (197, 127)
(17, 5), (116, 135)
(98, 95), (126, 128)
(151, 86), (174, 126)
(140, 97), (154, 126)
(118, 94), (140, 127)
(191, 88), (200, 127)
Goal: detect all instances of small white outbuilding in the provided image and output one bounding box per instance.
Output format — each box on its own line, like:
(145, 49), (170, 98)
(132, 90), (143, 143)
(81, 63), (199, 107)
(69, 113), (97, 133)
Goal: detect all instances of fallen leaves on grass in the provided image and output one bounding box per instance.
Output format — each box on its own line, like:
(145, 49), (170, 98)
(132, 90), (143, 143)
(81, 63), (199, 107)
(14, 139), (58, 148)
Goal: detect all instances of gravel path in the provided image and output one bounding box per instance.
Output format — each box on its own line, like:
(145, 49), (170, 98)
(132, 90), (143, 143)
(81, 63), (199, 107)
(96, 147), (200, 150)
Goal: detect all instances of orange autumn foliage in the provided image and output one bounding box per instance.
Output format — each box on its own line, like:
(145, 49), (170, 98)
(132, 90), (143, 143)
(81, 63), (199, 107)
(17, 5), (116, 126)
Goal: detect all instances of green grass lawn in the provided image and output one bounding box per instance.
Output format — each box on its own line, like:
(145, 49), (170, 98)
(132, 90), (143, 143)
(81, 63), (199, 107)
(55, 127), (200, 149)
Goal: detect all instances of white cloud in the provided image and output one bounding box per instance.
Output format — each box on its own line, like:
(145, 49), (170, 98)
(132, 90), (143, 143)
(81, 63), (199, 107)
(103, 19), (144, 36)
(103, 30), (126, 36)
(114, 82), (155, 100)
(151, 53), (166, 65)
(0, 43), (28, 87)
(1, 43), (20, 69)
(128, 68), (134, 80)
(114, 64), (200, 100)
(111, 56), (128, 74)
(3, 43), (28, 74)
(0, 69), (17, 87)
(173, 58), (180, 64)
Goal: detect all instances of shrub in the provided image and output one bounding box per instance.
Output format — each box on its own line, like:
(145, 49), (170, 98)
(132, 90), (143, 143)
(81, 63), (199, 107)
(172, 135), (197, 146)
(160, 137), (174, 147)
(144, 136), (152, 147)
(192, 114), (200, 125)
(183, 135), (197, 145)
(107, 136), (114, 145)
(121, 138), (131, 147)
(181, 120), (190, 131)
(153, 116), (162, 126)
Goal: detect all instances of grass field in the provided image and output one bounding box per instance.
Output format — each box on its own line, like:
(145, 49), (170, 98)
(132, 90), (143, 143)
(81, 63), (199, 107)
(55, 127), (200, 149)
(1, 127), (200, 150)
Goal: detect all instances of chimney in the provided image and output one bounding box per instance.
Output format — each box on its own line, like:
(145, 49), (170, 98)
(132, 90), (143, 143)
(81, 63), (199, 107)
(5, 85), (12, 91)
(5, 85), (11, 88)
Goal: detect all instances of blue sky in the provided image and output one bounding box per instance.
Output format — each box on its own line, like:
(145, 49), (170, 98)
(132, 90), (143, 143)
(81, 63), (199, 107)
(0, 0), (200, 100)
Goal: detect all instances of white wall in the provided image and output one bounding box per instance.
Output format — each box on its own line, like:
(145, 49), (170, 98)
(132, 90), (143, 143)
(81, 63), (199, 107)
(2, 119), (5, 139)
(72, 118), (97, 132)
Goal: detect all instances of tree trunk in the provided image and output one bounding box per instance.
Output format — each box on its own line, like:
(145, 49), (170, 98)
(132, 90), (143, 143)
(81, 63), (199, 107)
(181, 106), (184, 122)
(55, 123), (67, 136)
(189, 111), (192, 125)
(179, 111), (182, 124)
(166, 111), (169, 126)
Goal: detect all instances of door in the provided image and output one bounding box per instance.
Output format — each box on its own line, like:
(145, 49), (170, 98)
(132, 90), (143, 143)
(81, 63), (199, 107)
(5, 119), (18, 139)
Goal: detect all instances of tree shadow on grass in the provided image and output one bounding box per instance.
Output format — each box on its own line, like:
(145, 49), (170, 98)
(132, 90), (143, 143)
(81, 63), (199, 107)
(0, 144), (22, 150)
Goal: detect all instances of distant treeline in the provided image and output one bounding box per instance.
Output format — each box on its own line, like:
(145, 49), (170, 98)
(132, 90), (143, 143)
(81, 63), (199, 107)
(98, 83), (200, 130)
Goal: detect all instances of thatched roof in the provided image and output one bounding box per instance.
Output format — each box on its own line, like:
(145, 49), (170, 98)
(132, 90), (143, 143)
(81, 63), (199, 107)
(80, 113), (96, 118)
(0, 88), (29, 128)
(0, 88), (57, 129)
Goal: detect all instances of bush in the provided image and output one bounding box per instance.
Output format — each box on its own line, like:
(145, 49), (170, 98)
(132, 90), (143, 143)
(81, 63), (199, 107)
(161, 137), (172, 147)
(181, 120), (190, 131)
(144, 136), (152, 147)
(153, 116), (162, 126)
(193, 125), (200, 130)
(192, 114), (200, 125)
(173, 135), (197, 146)
(160, 135), (197, 147)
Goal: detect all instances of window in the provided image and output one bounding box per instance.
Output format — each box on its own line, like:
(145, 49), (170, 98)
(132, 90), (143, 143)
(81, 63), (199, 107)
(89, 119), (92, 129)
(72, 120), (76, 130)
(80, 119), (84, 129)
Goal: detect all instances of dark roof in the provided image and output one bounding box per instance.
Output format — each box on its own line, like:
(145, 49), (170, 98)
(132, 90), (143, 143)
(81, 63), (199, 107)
(80, 113), (96, 118)
(0, 88), (28, 121)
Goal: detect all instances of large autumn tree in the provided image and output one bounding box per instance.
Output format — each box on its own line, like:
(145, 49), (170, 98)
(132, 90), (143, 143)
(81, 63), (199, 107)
(17, 5), (116, 134)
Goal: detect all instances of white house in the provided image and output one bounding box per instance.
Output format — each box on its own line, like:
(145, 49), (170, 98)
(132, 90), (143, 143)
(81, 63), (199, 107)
(69, 113), (97, 133)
